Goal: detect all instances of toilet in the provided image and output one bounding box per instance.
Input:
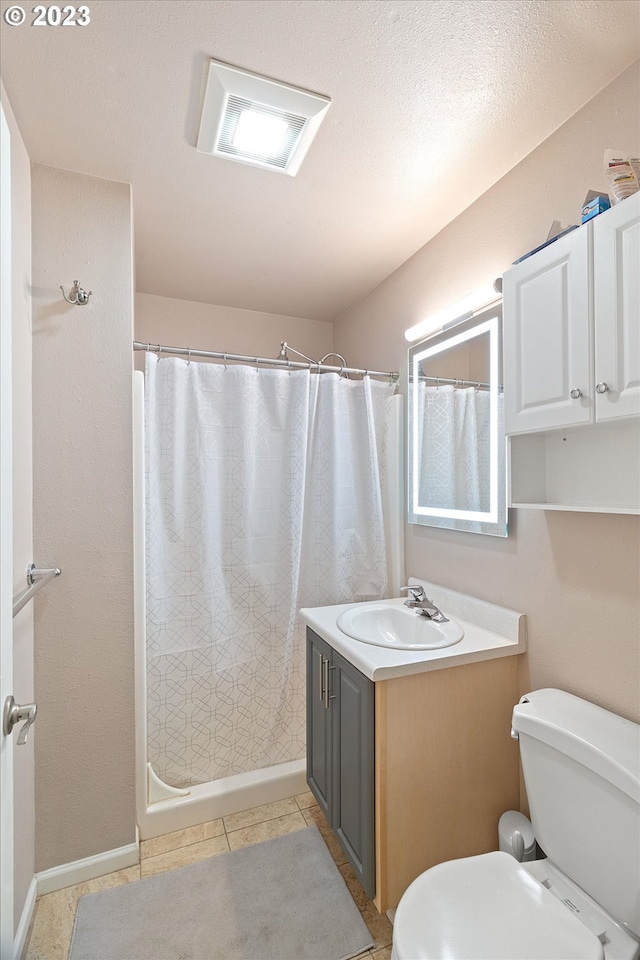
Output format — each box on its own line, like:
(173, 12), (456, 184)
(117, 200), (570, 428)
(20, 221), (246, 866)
(391, 688), (640, 960)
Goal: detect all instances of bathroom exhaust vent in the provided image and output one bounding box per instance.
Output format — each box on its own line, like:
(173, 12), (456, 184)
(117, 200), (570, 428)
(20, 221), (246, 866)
(197, 59), (331, 176)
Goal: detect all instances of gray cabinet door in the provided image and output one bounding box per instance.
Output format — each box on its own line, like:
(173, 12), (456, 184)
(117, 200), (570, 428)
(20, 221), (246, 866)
(306, 629), (333, 821)
(332, 649), (375, 897)
(306, 629), (375, 898)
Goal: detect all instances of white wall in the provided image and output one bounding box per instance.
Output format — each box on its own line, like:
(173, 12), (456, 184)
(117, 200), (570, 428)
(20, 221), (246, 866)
(31, 165), (136, 870)
(334, 61), (640, 723)
(135, 293), (333, 369)
(1, 80), (34, 938)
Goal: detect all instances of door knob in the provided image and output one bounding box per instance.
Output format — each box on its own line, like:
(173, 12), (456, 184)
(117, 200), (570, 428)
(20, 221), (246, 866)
(596, 382), (609, 394)
(3, 696), (37, 745)
(570, 388), (582, 399)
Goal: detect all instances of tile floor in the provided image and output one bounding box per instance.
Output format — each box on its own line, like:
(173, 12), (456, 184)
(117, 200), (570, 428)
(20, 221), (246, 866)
(25, 791), (393, 960)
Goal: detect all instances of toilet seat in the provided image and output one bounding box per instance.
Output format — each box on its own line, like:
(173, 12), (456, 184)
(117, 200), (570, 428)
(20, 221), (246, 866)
(392, 851), (605, 960)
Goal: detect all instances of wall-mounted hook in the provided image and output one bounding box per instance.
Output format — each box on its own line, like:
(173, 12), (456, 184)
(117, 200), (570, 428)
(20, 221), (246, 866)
(61, 280), (92, 306)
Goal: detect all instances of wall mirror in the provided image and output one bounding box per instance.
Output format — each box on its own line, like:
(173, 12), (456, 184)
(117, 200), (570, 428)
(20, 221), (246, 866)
(407, 304), (508, 536)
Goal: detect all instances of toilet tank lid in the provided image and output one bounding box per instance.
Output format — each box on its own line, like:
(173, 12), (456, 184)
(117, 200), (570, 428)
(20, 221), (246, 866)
(512, 689), (640, 803)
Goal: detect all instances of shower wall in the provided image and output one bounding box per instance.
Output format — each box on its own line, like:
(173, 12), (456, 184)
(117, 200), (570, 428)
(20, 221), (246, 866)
(135, 292), (333, 370)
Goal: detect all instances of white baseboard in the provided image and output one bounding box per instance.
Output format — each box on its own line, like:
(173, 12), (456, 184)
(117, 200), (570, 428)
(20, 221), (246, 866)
(14, 875), (37, 960)
(36, 841), (139, 897)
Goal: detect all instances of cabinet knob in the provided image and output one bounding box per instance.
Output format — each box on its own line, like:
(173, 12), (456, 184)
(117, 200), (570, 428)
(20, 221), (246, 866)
(596, 382), (609, 394)
(570, 388), (582, 400)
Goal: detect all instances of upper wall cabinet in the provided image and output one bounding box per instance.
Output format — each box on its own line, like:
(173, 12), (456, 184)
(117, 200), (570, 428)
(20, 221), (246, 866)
(503, 193), (639, 514)
(593, 195), (640, 422)
(504, 193), (639, 434)
(503, 225), (591, 433)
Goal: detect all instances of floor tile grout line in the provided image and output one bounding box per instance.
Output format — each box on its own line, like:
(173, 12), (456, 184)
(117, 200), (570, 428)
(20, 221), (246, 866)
(223, 803), (305, 837)
(166, 796), (319, 842)
(143, 800), (306, 860)
(222, 797), (303, 831)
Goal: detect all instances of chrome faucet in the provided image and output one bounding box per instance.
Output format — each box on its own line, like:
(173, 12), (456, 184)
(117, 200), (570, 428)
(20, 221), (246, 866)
(400, 585), (449, 622)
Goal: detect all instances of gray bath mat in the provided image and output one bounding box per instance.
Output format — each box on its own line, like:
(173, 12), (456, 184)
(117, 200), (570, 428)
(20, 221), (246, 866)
(69, 825), (374, 960)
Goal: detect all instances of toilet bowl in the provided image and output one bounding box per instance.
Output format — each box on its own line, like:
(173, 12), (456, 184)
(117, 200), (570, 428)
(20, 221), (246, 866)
(391, 689), (640, 960)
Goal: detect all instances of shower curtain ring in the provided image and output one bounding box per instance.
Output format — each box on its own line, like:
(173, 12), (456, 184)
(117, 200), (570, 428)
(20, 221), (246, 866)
(187, 348), (191, 365)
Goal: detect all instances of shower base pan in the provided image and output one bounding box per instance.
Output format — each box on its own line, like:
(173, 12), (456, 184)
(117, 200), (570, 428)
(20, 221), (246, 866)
(138, 758), (307, 841)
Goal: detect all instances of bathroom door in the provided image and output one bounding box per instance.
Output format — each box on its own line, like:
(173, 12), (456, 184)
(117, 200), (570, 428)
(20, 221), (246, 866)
(0, 100), (15, 958)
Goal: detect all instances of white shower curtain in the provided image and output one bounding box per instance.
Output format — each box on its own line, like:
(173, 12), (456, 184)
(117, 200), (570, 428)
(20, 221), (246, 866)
(416, 383), (505, 534)
(145, 354), (395, 787)
(417, 384), (491, 512)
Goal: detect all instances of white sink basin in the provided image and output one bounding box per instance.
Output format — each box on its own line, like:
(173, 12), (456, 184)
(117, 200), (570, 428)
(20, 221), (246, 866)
(336, 600), (464, 651)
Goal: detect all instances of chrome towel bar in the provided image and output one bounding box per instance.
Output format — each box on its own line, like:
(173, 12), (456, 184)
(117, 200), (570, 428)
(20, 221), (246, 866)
(12, 564), (61, 619)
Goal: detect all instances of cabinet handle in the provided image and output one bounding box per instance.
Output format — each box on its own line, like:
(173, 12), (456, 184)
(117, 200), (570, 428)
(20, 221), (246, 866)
(318, 652), (325, 703)
(570, 388), (582, 399)
(322, 660), (336, 709)
(596, 382), (609, 394)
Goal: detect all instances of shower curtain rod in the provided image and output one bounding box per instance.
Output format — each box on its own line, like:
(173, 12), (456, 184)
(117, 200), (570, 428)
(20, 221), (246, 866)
(133, 341), (400, 381)
(418, 374), (498, 390)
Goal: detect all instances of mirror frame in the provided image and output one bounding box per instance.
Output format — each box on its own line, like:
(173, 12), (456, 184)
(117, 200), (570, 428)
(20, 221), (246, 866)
(407, 306), (508, 537)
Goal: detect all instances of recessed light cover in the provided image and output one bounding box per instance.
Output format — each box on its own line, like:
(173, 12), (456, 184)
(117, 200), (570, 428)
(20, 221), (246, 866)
(197, 59), (331, 175)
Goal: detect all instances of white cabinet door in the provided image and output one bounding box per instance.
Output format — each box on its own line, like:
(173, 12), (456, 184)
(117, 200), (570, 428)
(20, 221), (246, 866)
(594, 193), (640, 422)
(504, 225), (592, 435)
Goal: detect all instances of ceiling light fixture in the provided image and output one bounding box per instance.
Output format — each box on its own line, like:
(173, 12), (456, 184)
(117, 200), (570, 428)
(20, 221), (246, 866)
(197, 59), (331, 175)
(232, 110), (289, 157)
(404, 279), (503, 343)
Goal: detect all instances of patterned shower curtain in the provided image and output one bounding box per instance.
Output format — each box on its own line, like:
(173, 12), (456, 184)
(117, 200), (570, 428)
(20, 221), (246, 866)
(145, 354), (395, 787)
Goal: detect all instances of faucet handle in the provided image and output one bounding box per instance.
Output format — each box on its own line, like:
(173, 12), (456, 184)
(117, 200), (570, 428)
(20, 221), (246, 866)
(400, 584), (427, 600)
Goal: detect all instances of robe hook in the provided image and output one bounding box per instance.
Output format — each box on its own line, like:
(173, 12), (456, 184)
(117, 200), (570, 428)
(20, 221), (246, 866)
(60, 280), (92, 306)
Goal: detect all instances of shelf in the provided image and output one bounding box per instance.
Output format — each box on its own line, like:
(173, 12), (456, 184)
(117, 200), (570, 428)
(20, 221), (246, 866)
(509, 419), (639, 515)
(511, 502), (639, 515)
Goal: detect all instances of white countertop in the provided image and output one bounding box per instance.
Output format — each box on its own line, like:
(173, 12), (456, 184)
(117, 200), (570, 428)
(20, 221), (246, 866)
(300, 578), (527, 681)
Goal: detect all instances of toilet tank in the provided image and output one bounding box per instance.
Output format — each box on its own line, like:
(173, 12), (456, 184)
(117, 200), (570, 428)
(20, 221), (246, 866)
(512, 689), (640, 937)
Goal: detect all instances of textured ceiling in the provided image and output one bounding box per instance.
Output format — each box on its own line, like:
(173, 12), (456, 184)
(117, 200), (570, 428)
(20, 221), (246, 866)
(1, 0), (638, 320)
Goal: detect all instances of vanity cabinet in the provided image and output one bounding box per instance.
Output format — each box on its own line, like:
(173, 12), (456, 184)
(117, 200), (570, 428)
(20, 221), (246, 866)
(306, 627), (520, 912)
(307, 629), (375, 897)
(504, 193), (639, 513)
